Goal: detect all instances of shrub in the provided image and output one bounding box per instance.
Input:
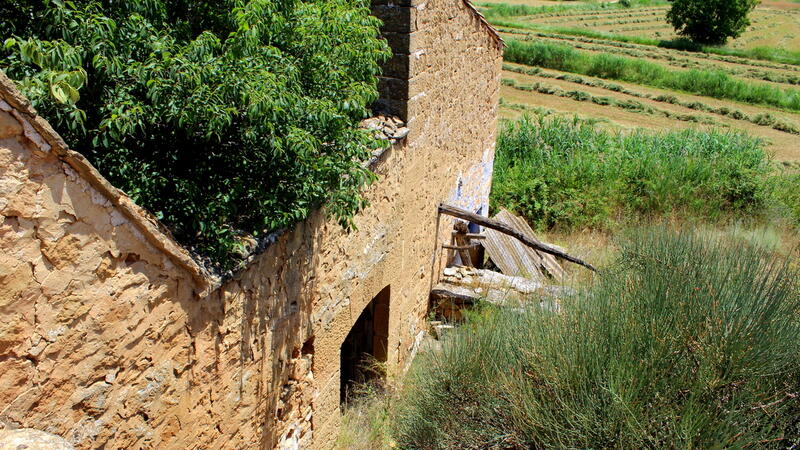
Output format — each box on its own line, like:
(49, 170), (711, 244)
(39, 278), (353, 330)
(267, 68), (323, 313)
(1, 0), (389, 267)
(490, 115), (771, 231)
(774, 172), (800, 226)
(667, 0), (759, 45)
(394, 228), (800, 448)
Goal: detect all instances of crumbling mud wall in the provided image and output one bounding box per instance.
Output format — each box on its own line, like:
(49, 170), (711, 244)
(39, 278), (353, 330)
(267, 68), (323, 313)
(0, 1), (502, 448)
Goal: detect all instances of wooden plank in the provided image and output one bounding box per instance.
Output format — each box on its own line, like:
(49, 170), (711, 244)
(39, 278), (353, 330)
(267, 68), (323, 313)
(501, 210), (566, 281)
(484, 210), (543, 280)
(438, 203), (596, 272)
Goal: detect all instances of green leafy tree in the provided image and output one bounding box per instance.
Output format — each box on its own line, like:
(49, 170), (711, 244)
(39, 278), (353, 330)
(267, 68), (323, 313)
(667, 0), (760, 45)
(2, 0), (390, 268)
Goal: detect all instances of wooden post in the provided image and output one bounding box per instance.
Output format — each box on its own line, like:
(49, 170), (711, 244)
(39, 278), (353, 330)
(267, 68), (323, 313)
(452, 222), (473, 267)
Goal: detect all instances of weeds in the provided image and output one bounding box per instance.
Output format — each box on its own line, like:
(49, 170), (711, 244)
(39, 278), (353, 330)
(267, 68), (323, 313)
(490, 115), (773, 232)
(394, 228), (800, 448)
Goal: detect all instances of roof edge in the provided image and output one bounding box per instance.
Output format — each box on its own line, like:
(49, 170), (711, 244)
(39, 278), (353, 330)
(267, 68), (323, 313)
(462, 0), (506, 48)
(0, 71), (219, 297)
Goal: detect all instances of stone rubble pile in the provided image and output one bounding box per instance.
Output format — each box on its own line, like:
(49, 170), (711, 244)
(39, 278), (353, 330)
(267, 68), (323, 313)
(360, 115), (410, 144)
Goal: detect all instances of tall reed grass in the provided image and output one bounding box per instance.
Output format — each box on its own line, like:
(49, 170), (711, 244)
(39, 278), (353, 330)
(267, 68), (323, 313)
(491, 115), (771, 231)
(394, 228), (800, 448)
(504, 40), (800, 111)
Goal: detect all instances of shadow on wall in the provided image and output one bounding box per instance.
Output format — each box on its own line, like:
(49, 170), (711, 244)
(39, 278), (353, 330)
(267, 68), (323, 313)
(0, 80), (327, 448)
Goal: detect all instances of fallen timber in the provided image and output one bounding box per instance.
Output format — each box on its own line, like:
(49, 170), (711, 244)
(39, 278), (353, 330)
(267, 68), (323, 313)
(431, 266), (572, 321)
(437, 203), (597, 272)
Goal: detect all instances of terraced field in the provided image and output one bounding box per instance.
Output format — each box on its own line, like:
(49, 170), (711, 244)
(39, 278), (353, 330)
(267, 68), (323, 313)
(514, 6), (800, 50)
(480, 0), (800, 161)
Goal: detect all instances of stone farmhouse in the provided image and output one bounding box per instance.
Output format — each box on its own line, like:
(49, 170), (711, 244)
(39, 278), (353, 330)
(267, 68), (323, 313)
(0, 0), (503, 448)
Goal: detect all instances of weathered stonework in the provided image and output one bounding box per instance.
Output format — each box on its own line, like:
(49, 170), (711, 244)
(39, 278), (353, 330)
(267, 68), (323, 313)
(0, 1), (502, 448)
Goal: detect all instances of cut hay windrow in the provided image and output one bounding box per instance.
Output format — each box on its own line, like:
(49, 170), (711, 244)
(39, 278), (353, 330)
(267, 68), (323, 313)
(491, 20), (800, 67)
(504, 39), (800, 112)
(504, 64), (800, 135)
(498, 27), (800, 72)
(507, 33), (800, 86)
(502, 78), (719, 126)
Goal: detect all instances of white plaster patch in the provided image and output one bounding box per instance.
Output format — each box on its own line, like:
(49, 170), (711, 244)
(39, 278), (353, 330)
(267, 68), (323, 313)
(11, 109), (51, 153)
(89, 184), (111, 207)
(110, 209), (127, 227)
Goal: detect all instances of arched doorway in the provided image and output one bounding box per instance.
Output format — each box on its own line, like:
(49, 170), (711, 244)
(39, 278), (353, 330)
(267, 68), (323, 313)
(340, 286), (390, 404)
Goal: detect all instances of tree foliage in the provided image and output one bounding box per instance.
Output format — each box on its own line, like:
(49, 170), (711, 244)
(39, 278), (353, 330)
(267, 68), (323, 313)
(1, 0), (390, 268)
(667, 0), (759, 45)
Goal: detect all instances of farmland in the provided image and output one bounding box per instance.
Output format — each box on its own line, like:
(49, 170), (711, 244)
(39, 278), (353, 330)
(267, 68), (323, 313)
(478, 0), (800, 161)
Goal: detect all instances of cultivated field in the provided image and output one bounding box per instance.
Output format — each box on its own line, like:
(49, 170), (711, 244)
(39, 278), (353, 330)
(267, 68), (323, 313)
(479, 0), (800, 161)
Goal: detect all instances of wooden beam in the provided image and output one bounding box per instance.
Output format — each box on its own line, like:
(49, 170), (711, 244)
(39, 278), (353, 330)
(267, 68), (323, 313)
(442, 244), (478, 250)
(450, 232), (486, 240)
(438, 203), (597, 272)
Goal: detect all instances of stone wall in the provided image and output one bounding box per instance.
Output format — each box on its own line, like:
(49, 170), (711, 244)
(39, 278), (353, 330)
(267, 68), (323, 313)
(0, 1), (502, 448)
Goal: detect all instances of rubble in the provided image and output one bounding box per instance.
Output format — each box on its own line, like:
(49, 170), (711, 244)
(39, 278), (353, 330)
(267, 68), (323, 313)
(360, 115), (410, 144)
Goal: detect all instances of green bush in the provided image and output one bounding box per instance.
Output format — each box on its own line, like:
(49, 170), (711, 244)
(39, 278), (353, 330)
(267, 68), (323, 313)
(394, 228), (800, 448)
(1, 0), (389, 267)
(490, 115), (771, 231)
(774, 172), (800, 225)
(504, 40), (800, 111)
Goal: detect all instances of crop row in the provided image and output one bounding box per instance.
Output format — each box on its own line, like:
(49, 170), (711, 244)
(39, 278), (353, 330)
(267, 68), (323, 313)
(479, 2), (667, 20)
(504, 64), (800, 135)
(502, 78), (720, 125)
(537, 11), (664, 25)
(515, 35), (800, 86)
(545, 17), (668, 29)
(505, 40), (800, 112)
(495, 24), (800, 70)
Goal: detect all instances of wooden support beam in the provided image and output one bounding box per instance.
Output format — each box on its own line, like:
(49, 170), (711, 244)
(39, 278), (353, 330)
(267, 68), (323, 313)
(438, 203), (597, 272)
(442, 244), (478, 251)
(450, 232), (486, 240)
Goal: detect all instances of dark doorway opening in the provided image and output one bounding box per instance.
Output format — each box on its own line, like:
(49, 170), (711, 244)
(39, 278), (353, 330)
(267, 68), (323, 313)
(340, 286), (390, 405)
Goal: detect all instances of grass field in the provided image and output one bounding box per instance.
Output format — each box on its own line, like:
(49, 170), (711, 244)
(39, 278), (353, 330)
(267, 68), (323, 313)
(335, 3), (800, 448)
(478, 0), (800, 161)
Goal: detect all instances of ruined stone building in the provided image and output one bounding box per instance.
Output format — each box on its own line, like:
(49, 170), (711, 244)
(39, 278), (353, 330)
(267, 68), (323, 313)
(0, 0), (502, 447)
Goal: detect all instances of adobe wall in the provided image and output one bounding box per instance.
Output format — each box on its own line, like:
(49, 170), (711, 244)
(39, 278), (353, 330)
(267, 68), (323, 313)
(0, 1), (501, 448)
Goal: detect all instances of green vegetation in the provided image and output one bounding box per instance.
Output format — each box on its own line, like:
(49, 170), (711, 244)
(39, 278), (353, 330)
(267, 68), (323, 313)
(504, 64), (800, 134)
(1, 0), (389, 268)
(504, 40), (800, 111)
(337, 380), (393, 450)
(394, 228), (800, 448)
(493, 20), (800, 66)
(491, 115), (773, 231)
(668, 0), (758, 45)
(775, 171), (800, 226)
(477, 0), (666, 18)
